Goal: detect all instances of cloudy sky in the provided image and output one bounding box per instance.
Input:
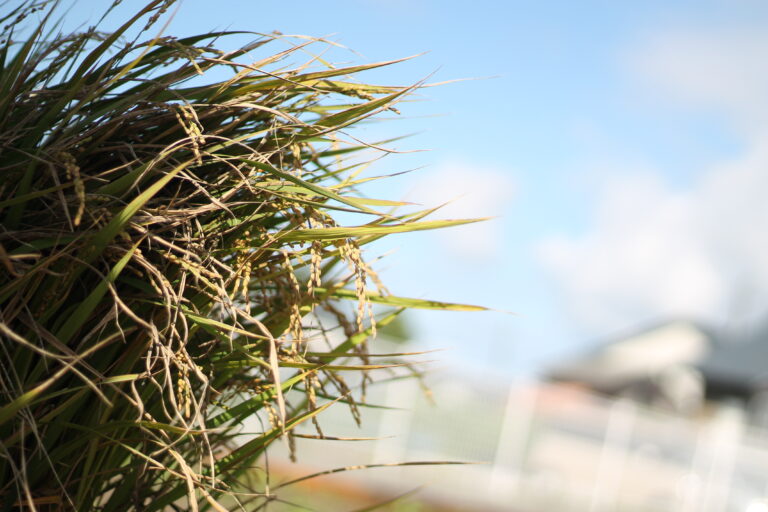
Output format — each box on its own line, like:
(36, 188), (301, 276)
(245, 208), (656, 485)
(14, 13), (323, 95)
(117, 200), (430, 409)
(71, 0), (768, 377)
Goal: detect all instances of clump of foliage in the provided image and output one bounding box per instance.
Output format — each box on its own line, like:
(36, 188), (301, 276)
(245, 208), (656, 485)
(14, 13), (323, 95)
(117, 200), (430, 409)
(0, 1), (484, 510)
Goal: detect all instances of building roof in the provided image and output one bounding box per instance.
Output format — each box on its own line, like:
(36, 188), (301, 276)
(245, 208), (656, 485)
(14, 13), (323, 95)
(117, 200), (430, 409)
(548, 319), (768, 397)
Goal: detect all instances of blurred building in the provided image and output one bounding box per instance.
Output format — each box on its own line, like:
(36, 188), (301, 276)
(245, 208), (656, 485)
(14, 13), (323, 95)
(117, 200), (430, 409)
(549, 320), (768, 427)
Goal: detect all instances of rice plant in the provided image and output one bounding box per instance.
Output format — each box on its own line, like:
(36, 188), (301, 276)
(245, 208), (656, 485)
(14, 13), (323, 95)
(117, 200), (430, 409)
(0, 1), (485, 510)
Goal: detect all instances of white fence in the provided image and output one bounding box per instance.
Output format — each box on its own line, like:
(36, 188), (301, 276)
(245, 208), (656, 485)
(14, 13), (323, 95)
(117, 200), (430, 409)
(260, 377), (768, 511)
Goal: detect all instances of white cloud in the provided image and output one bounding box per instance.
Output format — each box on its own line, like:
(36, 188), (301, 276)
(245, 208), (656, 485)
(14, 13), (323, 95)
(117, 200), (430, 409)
(539, 24), (768, 335)
(628, 26), (768, 134)
(406, 162), (515, 260)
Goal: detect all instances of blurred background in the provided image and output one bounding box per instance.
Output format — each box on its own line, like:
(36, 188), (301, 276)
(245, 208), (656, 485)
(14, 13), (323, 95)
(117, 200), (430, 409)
(70, 1), (768, 509)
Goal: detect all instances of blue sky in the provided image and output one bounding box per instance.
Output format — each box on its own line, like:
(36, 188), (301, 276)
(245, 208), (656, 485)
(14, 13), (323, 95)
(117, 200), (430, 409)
(67, 1), (768, 377)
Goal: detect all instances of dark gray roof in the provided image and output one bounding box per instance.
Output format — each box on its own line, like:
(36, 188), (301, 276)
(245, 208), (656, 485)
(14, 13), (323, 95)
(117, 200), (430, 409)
(697, 325), (768, 394)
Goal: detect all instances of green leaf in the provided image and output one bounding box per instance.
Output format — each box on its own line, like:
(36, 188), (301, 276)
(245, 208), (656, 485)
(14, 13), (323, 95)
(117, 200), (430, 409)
(238, 157), (382, 215)
(282, 217), (488, 242)
(318, 287), (488, 311)
(56, 242), (140, 344)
